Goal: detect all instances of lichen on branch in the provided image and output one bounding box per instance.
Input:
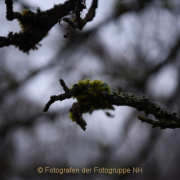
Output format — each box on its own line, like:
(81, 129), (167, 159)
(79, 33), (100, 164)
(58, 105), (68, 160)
(43, 79), (180, 131)
(1, 0), (95, 53)
(70, 79), (113, 113)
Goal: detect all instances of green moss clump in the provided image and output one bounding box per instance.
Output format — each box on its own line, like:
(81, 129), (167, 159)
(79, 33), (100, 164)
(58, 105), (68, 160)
(70, 79), (112, 113)
(18, 9), (30, 32)
(69, 112), (74, 122)
(69, 103), (87, 131)
(18, 9), (39, 33)
(22, 9), (29, 16)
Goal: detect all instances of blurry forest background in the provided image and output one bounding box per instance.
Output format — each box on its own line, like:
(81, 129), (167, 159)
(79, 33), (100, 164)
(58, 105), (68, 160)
(0, 0), (180, 179)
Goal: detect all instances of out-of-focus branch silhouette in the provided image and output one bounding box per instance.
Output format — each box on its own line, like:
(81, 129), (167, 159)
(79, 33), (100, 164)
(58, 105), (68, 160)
(0, 0), (97, 53)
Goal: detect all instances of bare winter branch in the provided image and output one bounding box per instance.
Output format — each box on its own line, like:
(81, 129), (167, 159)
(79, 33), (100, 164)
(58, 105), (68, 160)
(44, 79), (180, 130)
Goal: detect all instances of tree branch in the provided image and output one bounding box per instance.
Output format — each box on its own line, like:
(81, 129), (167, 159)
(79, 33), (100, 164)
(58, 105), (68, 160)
(44, 79), (180, 130)
(138, 116), (180, 129)
(1, 0), (99, 52)
(5, 0), (14, 20)
(1, 0), (77, 53)
(59, 0), (98, 37)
